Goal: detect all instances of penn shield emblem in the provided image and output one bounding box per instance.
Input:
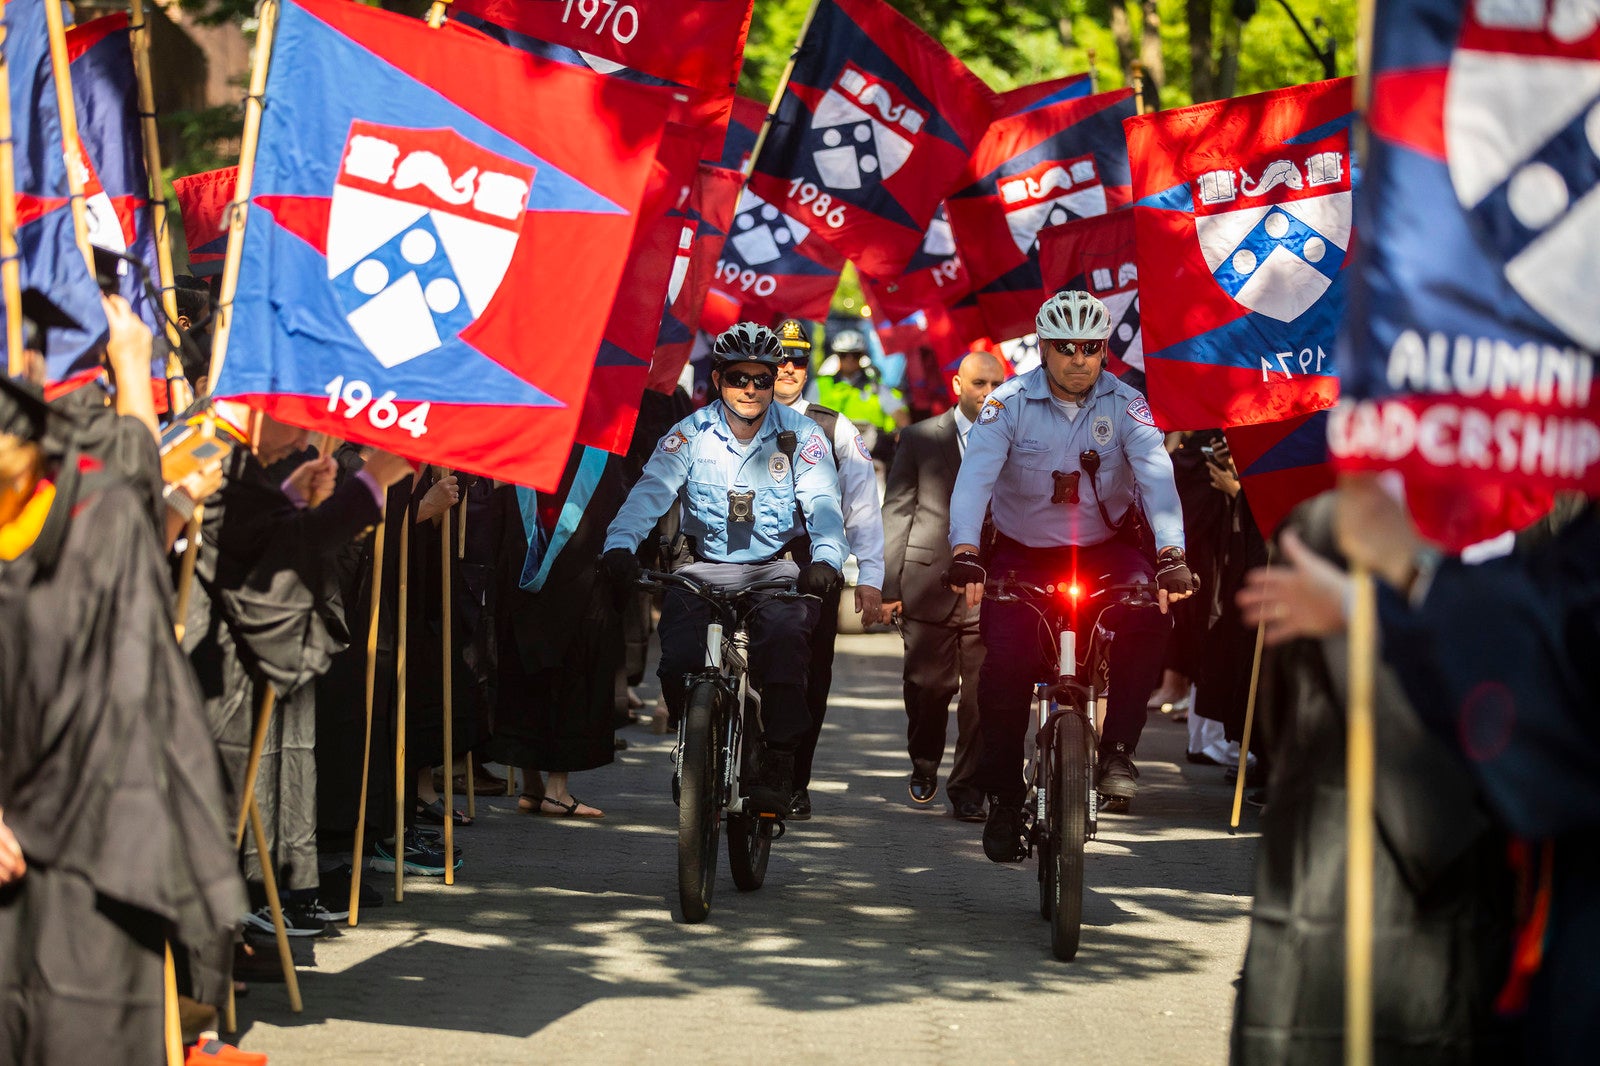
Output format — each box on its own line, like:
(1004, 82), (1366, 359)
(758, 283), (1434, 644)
(810, 62), (926, 191)
(1192, 149), (1350, 323)
(1444, 1), (1600, 347)
(328, 122), (532, 369)
(729, 188), (814, 266)
(1000, 155), (1106, 255)
(1091, 415), (1114, 445)
(977, 397), (1005, 425)
(799, 432), (829, 465)
(1127, 396), (1155, 426)
(1088, 257), (1143, 371)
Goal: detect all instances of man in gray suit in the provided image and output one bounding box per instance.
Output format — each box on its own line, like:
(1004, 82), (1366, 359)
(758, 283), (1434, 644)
(881, 350), (1005, 821)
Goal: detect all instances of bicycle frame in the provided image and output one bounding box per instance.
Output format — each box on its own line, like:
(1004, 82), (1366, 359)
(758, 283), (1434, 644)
(1033, 605), (1100, 841)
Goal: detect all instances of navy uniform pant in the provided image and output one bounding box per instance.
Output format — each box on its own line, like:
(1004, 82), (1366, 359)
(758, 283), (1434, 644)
(657, 588), (820, 752)
(974, 537), (1170, 805)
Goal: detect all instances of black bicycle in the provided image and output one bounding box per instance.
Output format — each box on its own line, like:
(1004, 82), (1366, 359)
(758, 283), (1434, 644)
(638, 569), (812, 923)
(985, 574), (1159, 960)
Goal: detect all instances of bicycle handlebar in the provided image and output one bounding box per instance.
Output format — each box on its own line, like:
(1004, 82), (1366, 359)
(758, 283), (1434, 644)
(983, 576), (1158, 607)
(636, 569), (805, 602)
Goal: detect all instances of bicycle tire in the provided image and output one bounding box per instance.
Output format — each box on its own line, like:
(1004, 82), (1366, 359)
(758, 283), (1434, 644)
(677, 682), (723, 923)
(726, 812), (772, 891)
(1037, 718), (1055, 921)
(1050, 712), (1090, 960)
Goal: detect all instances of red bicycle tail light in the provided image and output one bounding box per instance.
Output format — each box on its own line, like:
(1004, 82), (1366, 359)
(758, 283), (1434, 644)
(1068, 584), (1081, 599)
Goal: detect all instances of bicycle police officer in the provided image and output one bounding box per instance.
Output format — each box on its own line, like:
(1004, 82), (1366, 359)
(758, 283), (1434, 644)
(600, 323), (849, 816)
(944, 291), (1197, 862)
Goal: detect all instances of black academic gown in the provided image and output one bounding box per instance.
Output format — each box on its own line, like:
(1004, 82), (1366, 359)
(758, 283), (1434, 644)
(1232, 495), (1516, 1065)
(1, 472), (246, 1066)
(182, 447), (380, 893)
(1379, 503), (1600, 1064)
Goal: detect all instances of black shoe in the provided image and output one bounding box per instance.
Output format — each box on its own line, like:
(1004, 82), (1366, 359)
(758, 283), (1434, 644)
(316, 862), (382, 916)
(908, 758), (939, 805)
(745, 748), (794, 817)
(1097, 744), (1139, 801)
(243, 903), (329, 939)
(981, 797), (1027, 863)
(788, 788), (812, 820)
(951, 798), (986, 823)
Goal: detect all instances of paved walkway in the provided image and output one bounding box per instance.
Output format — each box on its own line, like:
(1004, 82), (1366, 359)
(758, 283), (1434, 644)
(238, 632), (1259, 1065)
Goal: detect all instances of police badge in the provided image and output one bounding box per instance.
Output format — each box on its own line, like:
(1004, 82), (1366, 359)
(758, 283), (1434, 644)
(1091, 415), (1114, 445)
(769, 452), (791, 482)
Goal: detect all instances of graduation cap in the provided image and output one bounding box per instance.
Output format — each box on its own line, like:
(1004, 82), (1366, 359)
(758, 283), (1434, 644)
(0, 375), (52, 442)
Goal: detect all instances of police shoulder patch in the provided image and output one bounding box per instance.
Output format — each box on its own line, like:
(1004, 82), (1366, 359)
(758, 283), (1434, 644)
(977, 398), (1005, 426)
(799, 432), (829, 465)
(1126, 396), (1155, 427)
(660, 429), (690, 454)
(853, 434), (871, 460)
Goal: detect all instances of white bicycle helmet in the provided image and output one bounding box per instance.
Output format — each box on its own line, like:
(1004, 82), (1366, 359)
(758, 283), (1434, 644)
(1035, 290), (1112, 341)
(829, 329), (867, 355)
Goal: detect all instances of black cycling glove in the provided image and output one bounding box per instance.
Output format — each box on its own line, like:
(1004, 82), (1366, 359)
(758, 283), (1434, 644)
(798, 562), (841, 598)
(1155, 547), (1199, 596)
(598, 547), (642, 587)
(943, 550), (986, 591)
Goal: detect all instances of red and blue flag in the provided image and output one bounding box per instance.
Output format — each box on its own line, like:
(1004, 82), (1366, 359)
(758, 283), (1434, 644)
(710, 185), (844, 325)
(575, 122), (702, 453)
(452, 0), (752, 163)
(648, 162), (742, 393)
(212, 0), (670, 490)
(947, 88), (1135, 342)
(4, 0), (109, 379)
(173, 166), (235, 277)
(997, 73), (1093, 117)
(1038, 208), (1144, 389)
(1327, 0), (1593, 549)
(720, 94), (766, 172)
(745, 0), (994, 279)
(66, 13), (160, 333)
(858, 202), (970, 321)
(1225, 411), (1336, 537)
(1127, 77), (1354, 431)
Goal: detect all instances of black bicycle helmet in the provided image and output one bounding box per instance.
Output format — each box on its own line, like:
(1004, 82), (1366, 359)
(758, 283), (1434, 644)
(711, 322), (784, 370)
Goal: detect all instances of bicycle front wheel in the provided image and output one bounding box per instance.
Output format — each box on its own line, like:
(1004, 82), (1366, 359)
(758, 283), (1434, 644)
(677, 682), (724, 923)
(1050, 712), (1091, 961)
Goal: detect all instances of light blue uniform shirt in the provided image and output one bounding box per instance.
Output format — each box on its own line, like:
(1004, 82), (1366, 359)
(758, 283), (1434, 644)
(604, 401), (850, 569)
(948, 366), (1185, 552)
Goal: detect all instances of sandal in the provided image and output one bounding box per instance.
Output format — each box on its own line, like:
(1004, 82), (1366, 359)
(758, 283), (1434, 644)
(516, 793), (545, 814)
(415, 799), (472, 827)
(537, 794), (604, 818)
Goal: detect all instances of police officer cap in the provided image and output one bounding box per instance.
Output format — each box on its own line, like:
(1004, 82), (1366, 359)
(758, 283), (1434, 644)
(712, 322), (783, 371)
(777, 318), (811, 352)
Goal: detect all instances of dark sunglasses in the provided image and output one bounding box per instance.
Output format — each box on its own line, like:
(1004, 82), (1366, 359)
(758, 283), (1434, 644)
(722, 370), (775, 390)
(777, 354), (807, 368)
(1050, 339), (1105, 357)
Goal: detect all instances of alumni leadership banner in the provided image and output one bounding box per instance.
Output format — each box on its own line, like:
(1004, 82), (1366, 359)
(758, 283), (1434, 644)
(213, 0), (670, 491)
(1330, 0), (1597, 547)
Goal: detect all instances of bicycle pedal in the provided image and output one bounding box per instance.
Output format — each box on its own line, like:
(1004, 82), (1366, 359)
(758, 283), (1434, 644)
(1098, 795), (1131, 814)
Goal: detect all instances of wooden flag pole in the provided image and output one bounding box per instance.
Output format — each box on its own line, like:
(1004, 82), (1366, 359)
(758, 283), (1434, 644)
(743, 0), (824, 179)
(234, 684), (277, 848)
(426, 0), (454, 29)
(128, 0), (182, 351)
(1130, 60), (1146, 116)
(440, 478), (455, 886)
(1229, 618), (1267, 829)
(248, 794), (303, 1012)
(1346, 4), (1377, 1061)
(394, 510), (411, 902)
(40, 0), (96, 274)
(1345, 568), (1377, 1066)
(0, 14), (24, 377)
(347, 521), (385, 926)
(1086, 48), (1099, 94)
(203, 0), (279, 392)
